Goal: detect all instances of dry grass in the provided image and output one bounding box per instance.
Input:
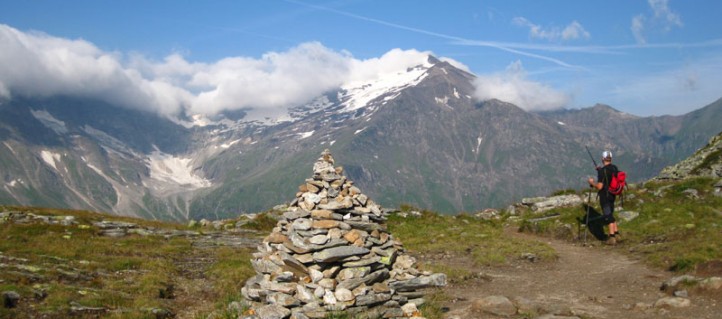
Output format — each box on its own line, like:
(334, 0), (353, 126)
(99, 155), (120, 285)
(0, 206), (254, 319)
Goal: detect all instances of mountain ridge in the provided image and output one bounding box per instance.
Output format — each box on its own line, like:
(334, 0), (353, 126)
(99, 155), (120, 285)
(1, 56), (721, 219)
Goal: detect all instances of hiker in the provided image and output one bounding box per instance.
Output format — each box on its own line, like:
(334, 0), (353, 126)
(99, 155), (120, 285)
(588, 150), (620, 245)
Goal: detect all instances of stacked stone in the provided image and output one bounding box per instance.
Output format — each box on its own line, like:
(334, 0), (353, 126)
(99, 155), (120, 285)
(242, 150), (446, 319)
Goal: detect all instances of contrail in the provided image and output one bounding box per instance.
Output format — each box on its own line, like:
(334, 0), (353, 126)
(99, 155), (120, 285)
(285, 0), (722, 69)
(284, 0), (582, 69)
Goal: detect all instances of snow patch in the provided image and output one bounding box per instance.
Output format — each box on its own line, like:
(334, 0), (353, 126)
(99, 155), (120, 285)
(31, 109), (68, 134)
(288, 95), (334, 120)
(3, 142), (15, 155)
(191, 114), (213, 127)
(474, 137), (483, 154)
(339, 61), (431, 112)
(330, 140), (336, 146)
(354, 127), (367, 135)
(85, 163), (123, 207)
(86, 164), (104, 175)
(557, 121), (566, 126)
(298, 131), (314, 139)
(435, 96), (452, 109)
(453, 88), (460, 99)
(221, 139), (241, 149)
(40, 150), (61, 170)
(383, 94), (400, 101)
(6, 179), (21, 187)
(237, 95), (335, 126)
(147, 151), (211, 189)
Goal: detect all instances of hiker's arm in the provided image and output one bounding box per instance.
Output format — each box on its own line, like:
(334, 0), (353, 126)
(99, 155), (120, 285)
(587, 177), (603, 190)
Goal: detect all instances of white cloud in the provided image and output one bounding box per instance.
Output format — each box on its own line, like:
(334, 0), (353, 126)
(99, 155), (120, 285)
(472, 61), (570, 111)
(189, 42), (352, 116)
(631, 14), (646, 44)
(0, 24), (192, 115)
(561, 21), (591, 41)
(630, 0), (683, 44)
(439, 57), (471, 72)
(129, 53), (205, 87)
(512, 17), (590, 42)
(0, 24), (448, 119)
(346, 48), (430, 83)
(649, 0), (683, 29)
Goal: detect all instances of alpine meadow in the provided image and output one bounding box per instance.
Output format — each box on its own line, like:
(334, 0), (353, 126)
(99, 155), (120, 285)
(2, 1), (722, 318)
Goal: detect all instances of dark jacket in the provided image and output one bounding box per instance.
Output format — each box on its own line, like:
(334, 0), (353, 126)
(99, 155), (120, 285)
(597, 164), (618, 202)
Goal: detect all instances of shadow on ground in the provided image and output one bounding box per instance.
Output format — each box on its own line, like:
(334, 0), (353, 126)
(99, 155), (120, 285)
(578, 204), (608, 241)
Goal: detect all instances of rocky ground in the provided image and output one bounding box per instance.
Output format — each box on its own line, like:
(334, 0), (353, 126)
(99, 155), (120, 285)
(436, 228), (722, 319)
(0, 210), (261, 318)
(2, 208), (721, 319)
(167, 221), (719, 319)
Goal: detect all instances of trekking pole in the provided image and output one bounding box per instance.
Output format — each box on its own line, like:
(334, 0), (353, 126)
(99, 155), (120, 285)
(585, 146), (599, 170)
(584, 186), (592, 244)
(583, 146), (598, 244)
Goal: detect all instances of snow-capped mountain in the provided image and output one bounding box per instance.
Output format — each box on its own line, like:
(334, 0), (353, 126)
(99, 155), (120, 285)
(1, 56), (721, 220)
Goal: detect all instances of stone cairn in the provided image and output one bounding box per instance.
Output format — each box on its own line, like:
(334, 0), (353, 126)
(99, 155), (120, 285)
(241, 150), (446, 319)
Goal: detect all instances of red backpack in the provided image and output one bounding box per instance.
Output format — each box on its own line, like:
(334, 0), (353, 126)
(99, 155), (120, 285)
(608, 170), (627, 195)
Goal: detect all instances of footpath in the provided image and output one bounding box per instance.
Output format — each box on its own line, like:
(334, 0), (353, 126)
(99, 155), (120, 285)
(440, 229), (721, 319)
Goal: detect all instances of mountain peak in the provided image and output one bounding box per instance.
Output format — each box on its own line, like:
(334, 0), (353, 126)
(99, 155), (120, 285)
(588, 103), (638, 119)
(337, 58), (433, 114)
(427, 55), (442, 65)
(591, 103), (618, 112)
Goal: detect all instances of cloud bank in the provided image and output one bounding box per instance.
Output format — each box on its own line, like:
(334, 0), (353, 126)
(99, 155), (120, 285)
(1, 24), (569, 118)
(472, 61), (570, 112)
(0, 24), (446, 118)
(0, 25), (193, 115)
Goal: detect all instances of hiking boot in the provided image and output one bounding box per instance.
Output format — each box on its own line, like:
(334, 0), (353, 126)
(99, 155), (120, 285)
(605, 237), (617, 246)
(614, 234), (622, 243)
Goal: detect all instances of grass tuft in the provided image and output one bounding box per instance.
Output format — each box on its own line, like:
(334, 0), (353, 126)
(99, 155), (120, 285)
(240, 212), (278, 231)
(387, 208), (556, 267)
(518, 177), (722, 272)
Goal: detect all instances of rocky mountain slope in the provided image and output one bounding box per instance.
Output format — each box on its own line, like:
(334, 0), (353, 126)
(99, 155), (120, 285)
(655, 130), (722, 181)
(1, 55), (721, 220)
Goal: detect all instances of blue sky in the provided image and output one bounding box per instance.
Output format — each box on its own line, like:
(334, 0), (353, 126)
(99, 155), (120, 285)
(2, 0), (722, 117)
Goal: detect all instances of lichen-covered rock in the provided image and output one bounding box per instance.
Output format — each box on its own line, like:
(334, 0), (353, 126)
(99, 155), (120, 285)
(654, 296), (691, 309)
(521, 194), (583, 212)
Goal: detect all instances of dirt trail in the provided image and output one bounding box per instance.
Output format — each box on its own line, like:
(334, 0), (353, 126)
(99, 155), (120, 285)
(173, 248), (218, 319)
(172, 230), (260, 319)
(441, 229), (721, 319)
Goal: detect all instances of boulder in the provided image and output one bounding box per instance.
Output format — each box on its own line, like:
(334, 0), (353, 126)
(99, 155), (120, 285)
(470, 295), (516, 316)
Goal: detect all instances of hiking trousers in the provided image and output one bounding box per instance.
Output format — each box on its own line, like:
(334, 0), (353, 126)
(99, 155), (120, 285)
(599, 195), (616, 224)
